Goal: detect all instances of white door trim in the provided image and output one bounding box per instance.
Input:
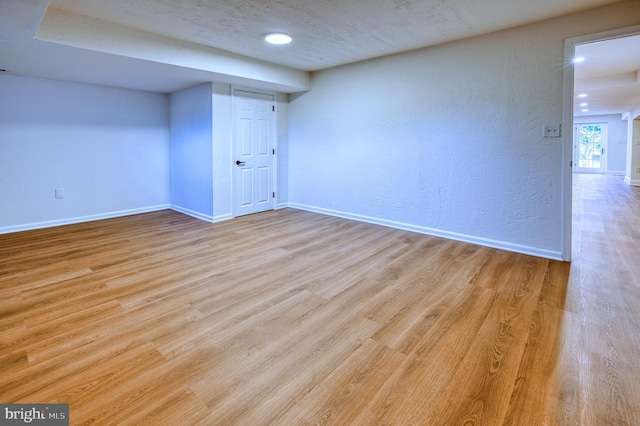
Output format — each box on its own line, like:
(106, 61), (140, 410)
(562, 24), (640, 261)
(231, 86), (278, 217)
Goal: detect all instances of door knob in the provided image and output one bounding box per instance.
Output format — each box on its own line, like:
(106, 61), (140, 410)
(236, 160), (246, 166)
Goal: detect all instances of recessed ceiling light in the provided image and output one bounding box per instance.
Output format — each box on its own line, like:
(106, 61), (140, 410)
(582, 109), (589, 112)
(577, 93), (588, 98)
(265, 33), (292, 45)
(580, 103), (588, 107)
(573, 56), (585, 63)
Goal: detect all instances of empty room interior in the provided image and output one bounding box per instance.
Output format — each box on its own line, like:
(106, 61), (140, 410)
(1, 0), (640, 424)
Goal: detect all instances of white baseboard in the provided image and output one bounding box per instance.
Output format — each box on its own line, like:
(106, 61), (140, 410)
(0, 204), (171, 235)
(287, 203), (563, 261)
(169, 205), (233, 223)
(212, 213), (234, 222)
(169, 205), (214, 222)
(607, 171), (625, 176)
(2, 201), (565, 260)
(625, 177), (640, 186)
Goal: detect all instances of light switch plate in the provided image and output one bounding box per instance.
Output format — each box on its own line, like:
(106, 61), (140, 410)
(543, 124), (561, 138)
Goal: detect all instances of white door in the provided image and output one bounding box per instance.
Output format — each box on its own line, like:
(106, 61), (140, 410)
(233, 90), (275, 216)
(574, 123), (607, 174)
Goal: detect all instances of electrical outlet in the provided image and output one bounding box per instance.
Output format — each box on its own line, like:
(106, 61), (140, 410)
(636, 168), (640, 173)
(55, 188), (65, 199)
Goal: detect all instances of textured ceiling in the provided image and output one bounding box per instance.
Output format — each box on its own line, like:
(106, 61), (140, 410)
(49, 0), (624, 71)
(1, 0), (638, 115)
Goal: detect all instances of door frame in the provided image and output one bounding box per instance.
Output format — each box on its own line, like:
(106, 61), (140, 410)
(231, 86), (278, 218)
(573, 122), (608, 174)
(562, 24), (640, 261)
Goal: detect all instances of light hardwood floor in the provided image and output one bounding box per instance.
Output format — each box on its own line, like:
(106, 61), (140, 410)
(1, 174), (638, 425)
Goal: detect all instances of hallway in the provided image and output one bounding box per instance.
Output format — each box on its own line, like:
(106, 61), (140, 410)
(562, 173), (640, 423)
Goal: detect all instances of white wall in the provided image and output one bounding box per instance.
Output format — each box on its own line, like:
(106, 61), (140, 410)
(288, 1), (640, 260)
(212, 83), (233, 221)
(574, 114), (628, 175)
(276, 92), (289, 207)
(0, 74), (170, 233)
(626, 117), (640, 186)
(169, 83), (214, 220)
(171, 82), (282, 221)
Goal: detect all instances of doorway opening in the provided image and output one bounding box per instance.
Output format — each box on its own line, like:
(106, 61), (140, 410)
(562, 25), (640, 261)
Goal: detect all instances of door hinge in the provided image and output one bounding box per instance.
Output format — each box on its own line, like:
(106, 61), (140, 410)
(272, 192), (276, 198)
(272, 148), (275, 155)
(272, 105), (275, 112)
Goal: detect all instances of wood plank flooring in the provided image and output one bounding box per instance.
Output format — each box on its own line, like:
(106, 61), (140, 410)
(1, 173), (638, 425)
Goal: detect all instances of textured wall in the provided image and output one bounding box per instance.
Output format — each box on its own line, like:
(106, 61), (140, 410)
(288, 1), (640, 259)
(0, 74), (169, 232)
